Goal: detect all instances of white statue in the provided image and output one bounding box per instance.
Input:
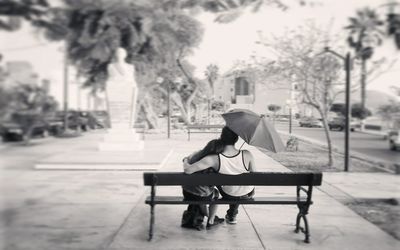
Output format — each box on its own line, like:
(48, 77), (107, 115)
(107, 48), (138, 128)
(108, 49), (134, 82)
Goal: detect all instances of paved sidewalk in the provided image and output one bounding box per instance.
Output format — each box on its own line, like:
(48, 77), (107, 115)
(0, 131), (399, 249)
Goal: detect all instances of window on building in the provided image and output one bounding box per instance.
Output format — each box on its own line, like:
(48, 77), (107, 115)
(235, 77), (249, 95)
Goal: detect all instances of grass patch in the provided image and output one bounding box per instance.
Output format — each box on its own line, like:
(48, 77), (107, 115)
(266, 136), (398, 240)
(346, 199), (400, 240)
(263, 135), (385, 173)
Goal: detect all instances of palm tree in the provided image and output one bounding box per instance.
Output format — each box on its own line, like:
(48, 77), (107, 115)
(204, 64), (219, 95)
(345, 7), (385, 111)
(204, 64), (219, 124)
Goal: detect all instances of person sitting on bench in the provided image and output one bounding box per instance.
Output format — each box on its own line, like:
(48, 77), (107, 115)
(182, 139), (224, 229)
(183, 126), (256, 225)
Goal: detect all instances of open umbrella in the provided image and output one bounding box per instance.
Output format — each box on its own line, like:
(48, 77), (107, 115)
(221, 109), (285, 153)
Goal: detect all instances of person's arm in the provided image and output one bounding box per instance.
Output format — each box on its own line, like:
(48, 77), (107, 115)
(183, 150), (201, 164)
(243, 150), (256, 172)
(183, 155), (217, 174)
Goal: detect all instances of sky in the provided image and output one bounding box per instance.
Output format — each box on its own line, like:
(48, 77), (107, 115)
(0, 0), (399, 106)
(188, 0), (400, 95)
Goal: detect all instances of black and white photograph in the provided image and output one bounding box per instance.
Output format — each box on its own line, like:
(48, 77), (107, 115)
(0, 0), (399, 249)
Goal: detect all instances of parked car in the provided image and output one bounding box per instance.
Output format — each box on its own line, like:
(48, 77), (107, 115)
(328, 117), (356, 131)
(91, 110), (110, 128)
(388, 130), (400, 151)
(55, 111), (90, 131)
(0, 120), (49, 141)
(275, 115), (290, 122)
(41, 113), (64, 135)
(299, 117), (323, 128)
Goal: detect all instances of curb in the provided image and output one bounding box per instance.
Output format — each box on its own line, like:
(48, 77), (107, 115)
(353, 128), (388, 138)
(278, 130), (397, 174)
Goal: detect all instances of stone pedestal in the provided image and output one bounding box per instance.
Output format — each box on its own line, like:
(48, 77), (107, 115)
(98, 127), (144, 151)
(98, 48), (143, 152)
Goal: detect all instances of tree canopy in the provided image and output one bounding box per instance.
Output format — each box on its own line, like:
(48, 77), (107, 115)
(38, 1), (201, 92)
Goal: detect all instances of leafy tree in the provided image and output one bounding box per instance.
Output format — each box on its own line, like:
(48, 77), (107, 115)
(211, 100), (225, 111)
(267, 104), (281, 113)
(0, 0), (49, 31)
(204, 63), (219, 95)
(267, 104), (281, 123)
(295, 55), (343, 168)
(377, 100), (400, 129)
(257, 24), (350, 168)
(387, 10), (400, 49)
(330, 103), (345, 115)
(37, 0), (204, 128)
(351, 103), (371, 119)
(0, 86), (12, 121)
(7, 84), (58, 144)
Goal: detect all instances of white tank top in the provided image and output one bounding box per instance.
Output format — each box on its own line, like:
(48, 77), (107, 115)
(218, 150), (254, 196)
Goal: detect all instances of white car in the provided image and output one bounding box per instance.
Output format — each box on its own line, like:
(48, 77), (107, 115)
(389, 130), (400, 151)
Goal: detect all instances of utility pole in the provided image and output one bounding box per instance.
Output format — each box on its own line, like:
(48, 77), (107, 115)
(322, 47), (352, 172)
(344, 53), (351, 172)
(167, 81), (171, 139)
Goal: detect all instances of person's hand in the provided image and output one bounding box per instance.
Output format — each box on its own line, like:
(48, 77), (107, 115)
(182, 157), (189, 163)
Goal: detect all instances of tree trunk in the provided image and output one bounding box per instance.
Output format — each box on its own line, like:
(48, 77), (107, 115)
(193, 104), (198, 123)
(177, 57), (199, 125)
(319, 110), (333, 168)
(170, 92), (189, 124)
(23, 126), (33, 146)
(137, 95), (159, 129)
(104, 89), (111, 128)
(154, 83), (191, 125)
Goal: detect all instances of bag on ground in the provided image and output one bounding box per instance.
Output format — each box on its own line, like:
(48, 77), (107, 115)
(181, 205), (204, 230)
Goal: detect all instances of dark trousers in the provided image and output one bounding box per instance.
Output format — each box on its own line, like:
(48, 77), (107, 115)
(182, 189), (215, 217)
(218, 188), (255, 217)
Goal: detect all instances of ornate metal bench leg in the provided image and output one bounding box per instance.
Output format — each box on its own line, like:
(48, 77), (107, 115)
(294, 204), (311, 243)
(302, 214), (310, 243)
(148, 204), (155, 241)
(294, 212), (301, 233)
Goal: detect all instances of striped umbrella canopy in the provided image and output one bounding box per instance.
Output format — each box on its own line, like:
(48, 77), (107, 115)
(221, 109), (285, 153)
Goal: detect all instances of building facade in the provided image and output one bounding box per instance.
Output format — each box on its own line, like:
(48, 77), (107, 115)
(215, 66), (305, 117)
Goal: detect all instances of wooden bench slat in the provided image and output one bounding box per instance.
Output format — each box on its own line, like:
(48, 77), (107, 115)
(145, 196), (309, 205)
(143, 172), (322, 186)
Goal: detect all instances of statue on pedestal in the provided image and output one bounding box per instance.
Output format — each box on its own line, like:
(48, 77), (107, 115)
(99, 48), (143, 151)
(106, 48), (138, 129)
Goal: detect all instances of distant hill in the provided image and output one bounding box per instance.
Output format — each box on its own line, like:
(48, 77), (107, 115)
(335, 90), (397, 113)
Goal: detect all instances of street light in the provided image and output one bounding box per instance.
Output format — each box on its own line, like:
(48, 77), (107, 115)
(321, 47), (352, 172)
(157, 77), (170, 139)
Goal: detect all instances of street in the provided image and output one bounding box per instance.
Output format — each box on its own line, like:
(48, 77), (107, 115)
(275, 123), (400, 165)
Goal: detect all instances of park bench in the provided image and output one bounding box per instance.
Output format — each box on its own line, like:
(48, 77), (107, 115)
(143, 172), (323, 243)
(186, 124), (224, 141)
